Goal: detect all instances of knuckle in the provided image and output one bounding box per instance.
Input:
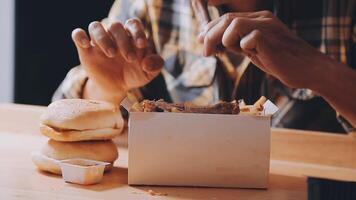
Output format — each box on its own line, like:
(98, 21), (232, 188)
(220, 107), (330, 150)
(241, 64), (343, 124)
(222, 13), (236, 22)
(222, 38), (229, 47)
(231, 18), (243, 29)
(204, 32), (214, 44)
(252, 30), (263, 41)
(222, 35), (231, 47)
(108, 22), (124, 32)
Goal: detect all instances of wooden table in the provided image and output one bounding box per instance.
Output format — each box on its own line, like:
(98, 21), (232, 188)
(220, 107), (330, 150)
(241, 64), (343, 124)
(0, 104), (355, 200)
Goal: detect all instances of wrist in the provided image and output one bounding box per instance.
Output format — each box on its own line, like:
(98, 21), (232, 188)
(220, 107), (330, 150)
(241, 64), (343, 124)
(83, 79), (126, 104)
(308, 53), (348, 96)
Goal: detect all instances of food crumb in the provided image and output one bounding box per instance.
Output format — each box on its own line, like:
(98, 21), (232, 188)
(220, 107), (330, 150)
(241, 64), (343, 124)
(131, 191), (141, 195)
(147, 189), (168, 196)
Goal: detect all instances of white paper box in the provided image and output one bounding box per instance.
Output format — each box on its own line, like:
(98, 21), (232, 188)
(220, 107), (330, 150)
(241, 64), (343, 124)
(128, 101), (277, 188)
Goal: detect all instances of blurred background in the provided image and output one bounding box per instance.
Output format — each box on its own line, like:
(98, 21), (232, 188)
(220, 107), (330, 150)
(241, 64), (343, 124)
(0, 0), (115, 105)
(0, 0), (349, 134)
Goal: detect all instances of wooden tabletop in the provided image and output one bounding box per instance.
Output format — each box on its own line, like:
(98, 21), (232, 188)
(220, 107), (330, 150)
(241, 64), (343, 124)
(0, 103), (355, 200)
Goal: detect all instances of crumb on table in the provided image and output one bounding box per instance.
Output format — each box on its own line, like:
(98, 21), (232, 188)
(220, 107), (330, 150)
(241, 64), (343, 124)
(147, 189), (168, 196)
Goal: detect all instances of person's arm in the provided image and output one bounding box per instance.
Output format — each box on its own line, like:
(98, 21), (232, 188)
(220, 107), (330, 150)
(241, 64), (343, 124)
(82, 78), (126, 103)
(309, 55), (356, 127)
(198, 11), (356, 126)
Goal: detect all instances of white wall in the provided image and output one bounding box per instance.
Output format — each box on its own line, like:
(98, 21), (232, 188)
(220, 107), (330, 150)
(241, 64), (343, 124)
(0, 0), (15, 103)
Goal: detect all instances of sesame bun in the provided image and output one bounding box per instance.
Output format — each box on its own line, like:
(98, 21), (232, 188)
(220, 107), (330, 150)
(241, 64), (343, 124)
(31, 139), (118, 174)
(40, 99), (124, 141)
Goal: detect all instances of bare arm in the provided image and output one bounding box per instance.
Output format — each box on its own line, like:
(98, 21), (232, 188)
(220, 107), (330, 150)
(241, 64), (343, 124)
(310, 55), (356, 126)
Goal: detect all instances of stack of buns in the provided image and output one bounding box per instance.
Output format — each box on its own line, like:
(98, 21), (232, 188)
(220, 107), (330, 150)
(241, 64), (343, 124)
(32, 99), (124, 174)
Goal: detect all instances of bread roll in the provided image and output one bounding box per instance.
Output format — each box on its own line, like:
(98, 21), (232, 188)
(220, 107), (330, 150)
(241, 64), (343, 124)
(41, 99), (124, 131)
(32, 139), (118, 174)
(40, 124), (121, 142)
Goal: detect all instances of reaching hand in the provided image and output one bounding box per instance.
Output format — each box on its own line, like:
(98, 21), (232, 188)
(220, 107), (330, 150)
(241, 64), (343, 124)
(198, 11), (328, 89)
(71, 19), (164, 100)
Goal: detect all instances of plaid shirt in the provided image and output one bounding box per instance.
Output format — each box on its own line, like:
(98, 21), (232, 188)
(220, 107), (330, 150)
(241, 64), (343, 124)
(53, 0), (356, 133)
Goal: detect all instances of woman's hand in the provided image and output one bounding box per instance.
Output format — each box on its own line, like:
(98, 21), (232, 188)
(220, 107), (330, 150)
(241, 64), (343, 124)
(72, 19), (164, 102)
(198, 11), (327, 89)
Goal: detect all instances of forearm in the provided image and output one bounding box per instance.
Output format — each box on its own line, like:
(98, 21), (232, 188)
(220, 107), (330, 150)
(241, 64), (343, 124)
(309, 55), (356, 127)
(83, 79), (126, 105)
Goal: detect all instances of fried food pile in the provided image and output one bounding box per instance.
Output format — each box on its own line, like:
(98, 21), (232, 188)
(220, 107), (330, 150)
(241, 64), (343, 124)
(130, 96), (267, 115)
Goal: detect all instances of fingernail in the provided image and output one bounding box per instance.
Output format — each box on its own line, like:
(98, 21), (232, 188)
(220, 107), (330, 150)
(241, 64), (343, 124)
(136, 38), (146, 48)
(107, 48), (116, 57)
(80, 38), (89, 47)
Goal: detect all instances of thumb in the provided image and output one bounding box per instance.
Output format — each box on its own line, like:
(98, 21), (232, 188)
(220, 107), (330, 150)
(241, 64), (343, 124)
(142, 54), (164, 75)
(240, 29), (262, 54)
(140, 35), (164, 74)
(240, 30), (272, 74)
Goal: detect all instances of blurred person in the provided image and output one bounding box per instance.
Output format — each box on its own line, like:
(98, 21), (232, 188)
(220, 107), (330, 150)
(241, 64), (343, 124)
(54, 0), (355, 133)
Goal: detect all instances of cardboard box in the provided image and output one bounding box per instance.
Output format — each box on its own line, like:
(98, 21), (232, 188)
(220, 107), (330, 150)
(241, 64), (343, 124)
(127, 100), (278, 188)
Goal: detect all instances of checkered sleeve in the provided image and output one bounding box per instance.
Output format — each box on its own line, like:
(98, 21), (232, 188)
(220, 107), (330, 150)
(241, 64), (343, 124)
(52, 66), (88, 101)
(338, 15), (356, 134)
(337, 115), (356, 134)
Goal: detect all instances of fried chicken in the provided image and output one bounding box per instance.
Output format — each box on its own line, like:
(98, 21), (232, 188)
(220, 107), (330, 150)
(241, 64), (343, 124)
(131, 99), (240, 115)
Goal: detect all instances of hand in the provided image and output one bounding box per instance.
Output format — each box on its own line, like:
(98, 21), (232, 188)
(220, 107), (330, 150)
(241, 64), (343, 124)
(198, 11), (327, 89)
(71, 19), (164, 101)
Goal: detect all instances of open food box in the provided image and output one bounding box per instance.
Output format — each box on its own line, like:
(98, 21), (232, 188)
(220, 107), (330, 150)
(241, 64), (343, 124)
(124, 98), (278, 188)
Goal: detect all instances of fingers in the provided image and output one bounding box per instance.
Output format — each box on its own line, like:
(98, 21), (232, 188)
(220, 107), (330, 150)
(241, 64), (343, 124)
(125, 18), (148, 49)
(197, 17), (219, 43)
(198, 11), (274, 44)
(72, 28), (91, 49)
(203, 14), (240, 56)
(221, 18), (257, 49)
(141, 36), (163, 74)
(108, 19), (149, 62)
(240, 30), (271, 74)
(142, 54), (164, 75)
(108, 22), (136, 62)
(200, 11), (273, 56)
(240, 29), (263, 53)
(200, 13), (273, 56)
(88, 21), (117, 58)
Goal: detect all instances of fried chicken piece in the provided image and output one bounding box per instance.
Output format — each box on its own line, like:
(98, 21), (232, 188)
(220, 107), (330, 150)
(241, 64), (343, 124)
(131, 100), (240, 114)
(183, 101), (240, 114)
